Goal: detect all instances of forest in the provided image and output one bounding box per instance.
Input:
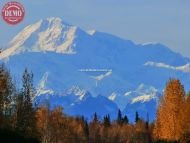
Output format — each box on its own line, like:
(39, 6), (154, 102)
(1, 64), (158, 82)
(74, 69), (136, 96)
(0, 64), (190, 143)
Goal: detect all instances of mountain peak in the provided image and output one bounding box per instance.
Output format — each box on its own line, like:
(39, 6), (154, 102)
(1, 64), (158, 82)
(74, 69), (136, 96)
(66, 86), (90, 101)
(46, 17), (62, 22)
(46, 17), (71, 26)
(0, 17), (79, 59)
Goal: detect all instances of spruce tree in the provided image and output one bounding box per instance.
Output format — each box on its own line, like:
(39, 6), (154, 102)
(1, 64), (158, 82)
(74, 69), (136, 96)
(117, 109), (122, 125)
(103, 114), (111, 128)
(135, 111), (140, 123)
(93, 112), (98, 123)
(123, 115), (129, 125)
(84, 120), (89, 141)
(16, 69), (38, 138)
(15, 92), (24, 131)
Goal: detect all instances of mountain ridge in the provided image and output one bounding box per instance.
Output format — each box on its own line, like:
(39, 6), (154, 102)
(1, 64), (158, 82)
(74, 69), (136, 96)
(1, 17), (190, 121)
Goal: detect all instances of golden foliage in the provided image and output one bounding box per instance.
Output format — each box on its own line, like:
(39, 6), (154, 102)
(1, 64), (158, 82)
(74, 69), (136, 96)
(154, 79), (185, 141)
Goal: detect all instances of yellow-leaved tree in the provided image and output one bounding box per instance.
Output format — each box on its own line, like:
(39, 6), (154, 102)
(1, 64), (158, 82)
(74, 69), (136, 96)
(180, 93), (190, 142)
(154, 79), (185, 141)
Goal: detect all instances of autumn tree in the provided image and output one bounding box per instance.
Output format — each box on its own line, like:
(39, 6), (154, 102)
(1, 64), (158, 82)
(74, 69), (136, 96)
(36, 106), (51, 143)
(180, 93), (190, 142)
(0, 64), (15, 127)
(83, 119), (89, 141)
(154, 79), (185, 141)
(101, 114), (111, 143)
(49, 107), (70, 143)
(76, 116), (90, 142)
(89, 113), (101, 143)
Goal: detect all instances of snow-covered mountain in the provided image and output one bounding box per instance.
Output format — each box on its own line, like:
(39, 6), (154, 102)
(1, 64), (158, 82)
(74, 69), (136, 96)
(107, 84), (161, 121)
(36, 86), (118, 120)
(123, 84), (161, 121)
(109, 84), (160, 109)
(0, 17), (78, 59)
(1, 17), (190, 121)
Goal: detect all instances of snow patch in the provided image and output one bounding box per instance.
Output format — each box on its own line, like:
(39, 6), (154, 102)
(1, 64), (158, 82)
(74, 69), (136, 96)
(108, 92), (117, 101)
(86, 30), (96, 35)
(36, 72), (54, 97)
(131, 94), (157, 104)
(0, 20), (43, 59)
(144, 61), (190, 73)
(124, 91), (132, 96)
(141, 42), (160, 46)
(67, 86), (87, 100)
(90, 71), (112, 81)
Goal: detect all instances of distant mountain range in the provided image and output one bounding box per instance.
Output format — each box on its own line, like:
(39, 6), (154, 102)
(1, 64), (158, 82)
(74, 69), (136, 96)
(1, 17), (190, 121)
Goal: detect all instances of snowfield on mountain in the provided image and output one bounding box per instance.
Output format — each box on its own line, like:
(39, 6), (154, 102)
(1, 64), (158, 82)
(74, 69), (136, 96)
(1, 17), (190, 121)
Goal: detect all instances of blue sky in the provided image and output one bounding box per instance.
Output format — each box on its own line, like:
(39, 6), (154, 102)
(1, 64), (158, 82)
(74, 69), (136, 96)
(0, 0), (190, 57)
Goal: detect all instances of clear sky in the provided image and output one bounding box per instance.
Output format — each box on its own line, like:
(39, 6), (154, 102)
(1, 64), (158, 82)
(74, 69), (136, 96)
(0, 0), (190, 57)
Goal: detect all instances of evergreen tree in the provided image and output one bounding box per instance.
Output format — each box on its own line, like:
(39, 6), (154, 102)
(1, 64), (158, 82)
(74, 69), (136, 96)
(93, 112), (98, 123)
(123, 115), (129, 125)
(145, 112), (149, 129)
(16, 69), (38, 138)
(89, 112), (101, 143)
(84, 120), (89, 141)
(135, 111), (140, 123)
(15, 92), (25, 132)
(117, 109), (122, 125)
(103, 114), (111, 128)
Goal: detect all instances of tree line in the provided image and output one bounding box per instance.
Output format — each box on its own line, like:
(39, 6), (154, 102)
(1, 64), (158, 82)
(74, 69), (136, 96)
(0, 64), (190, 143)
